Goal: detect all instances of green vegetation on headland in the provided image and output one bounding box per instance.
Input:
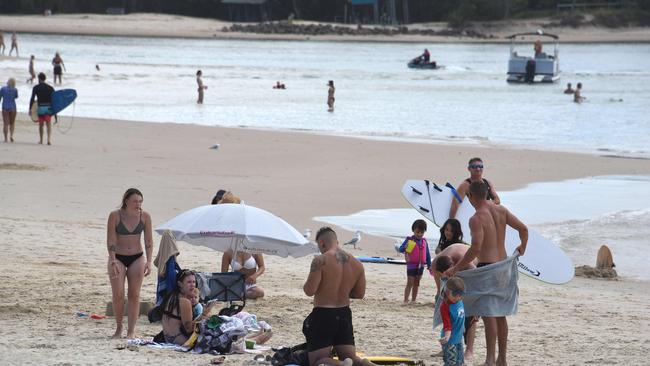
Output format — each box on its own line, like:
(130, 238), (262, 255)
(0, 0), (648, 29)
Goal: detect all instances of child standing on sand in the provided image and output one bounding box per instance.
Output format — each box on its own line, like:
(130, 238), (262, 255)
(439, 277), (466, 366)
(398, 219), (431, 304)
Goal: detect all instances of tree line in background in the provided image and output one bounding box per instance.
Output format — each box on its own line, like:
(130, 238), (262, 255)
(0, 0), (648, 27)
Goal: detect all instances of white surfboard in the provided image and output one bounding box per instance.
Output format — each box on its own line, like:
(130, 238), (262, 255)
(401, 179), (574, 284)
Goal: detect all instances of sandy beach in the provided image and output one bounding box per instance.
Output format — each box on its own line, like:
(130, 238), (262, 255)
(1, 13), (650, 43)
(1, 112), (650, 365)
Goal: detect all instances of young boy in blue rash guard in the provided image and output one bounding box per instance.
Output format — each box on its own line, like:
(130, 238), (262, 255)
(398, 219), (431, 304)
(439, 277), (466, 366)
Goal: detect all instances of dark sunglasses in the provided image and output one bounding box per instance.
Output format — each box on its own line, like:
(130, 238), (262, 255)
(177, 269), (195, 280)
(468, 164), (484, 169)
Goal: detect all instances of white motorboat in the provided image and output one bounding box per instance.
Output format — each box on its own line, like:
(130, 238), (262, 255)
(507, 31), (560, 83)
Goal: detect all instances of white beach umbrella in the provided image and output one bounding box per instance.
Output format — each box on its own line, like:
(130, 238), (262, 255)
(155, 203), (315, 258)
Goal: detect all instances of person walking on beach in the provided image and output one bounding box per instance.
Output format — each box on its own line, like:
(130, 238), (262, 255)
(27, 55), (36, 84)
(444, 181), (528, 366)
(439, 277), (466, 366)
(574, 82), (585, 103)
(0, 31), (5, 55)
(196, 70), (207, 104)
(9, 32), (18, 57)
(327, 80), (335, 112)
(397, 219), (431, 304)
(302, 227), (375, 366)
(52, 52), (66, 85)
(29, 73), (55, 145)
(106, 188), (154, 339)
(0, 78), (18, 143)
(449, 157), (500, 219)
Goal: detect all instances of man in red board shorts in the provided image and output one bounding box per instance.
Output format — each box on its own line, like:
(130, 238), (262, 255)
(29, 72), (55, 145)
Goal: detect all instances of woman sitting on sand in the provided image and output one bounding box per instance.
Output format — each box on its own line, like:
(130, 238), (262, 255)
(212, 190), (266, 299)
(106, 188), (153, 339)
(221, 250), (266, 299)
(161, 269), (197, 344)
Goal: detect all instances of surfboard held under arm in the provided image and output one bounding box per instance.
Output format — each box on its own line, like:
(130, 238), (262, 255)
(401, 179), (574, 284)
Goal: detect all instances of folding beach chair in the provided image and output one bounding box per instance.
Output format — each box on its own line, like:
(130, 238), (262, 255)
(195, 272), (246, 316)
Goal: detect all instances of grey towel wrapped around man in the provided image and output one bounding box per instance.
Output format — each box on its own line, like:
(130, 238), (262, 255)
(433, 254), (520, 330)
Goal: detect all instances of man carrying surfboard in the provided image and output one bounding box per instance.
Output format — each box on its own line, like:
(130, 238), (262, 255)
(444, 181), (528, 366)
(29, 73), (55, 145)
(449, 157), (500, 219)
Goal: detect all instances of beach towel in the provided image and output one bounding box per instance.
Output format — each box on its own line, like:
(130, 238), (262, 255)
(433, 254), (520, 330)
(154, 230), (180, 277)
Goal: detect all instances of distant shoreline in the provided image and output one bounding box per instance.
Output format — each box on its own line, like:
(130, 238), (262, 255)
(2, 13), (649, 43)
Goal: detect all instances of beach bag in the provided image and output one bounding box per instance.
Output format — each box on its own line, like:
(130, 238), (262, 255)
(271, 343), (308, 366)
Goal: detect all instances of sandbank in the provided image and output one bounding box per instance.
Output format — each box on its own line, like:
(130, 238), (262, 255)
(1, 13), (650, 43)
(1, 114), (650, 364)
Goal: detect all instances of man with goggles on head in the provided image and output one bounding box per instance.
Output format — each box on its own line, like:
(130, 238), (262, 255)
(449, 157), (500, 219)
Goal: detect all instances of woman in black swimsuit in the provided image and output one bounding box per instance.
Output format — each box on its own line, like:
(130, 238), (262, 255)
(51, 52), (65, 85)
(106, 188), (153, 339)
(161, 269), (197, 344)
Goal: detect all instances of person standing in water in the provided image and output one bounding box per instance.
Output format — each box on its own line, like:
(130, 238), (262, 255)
(27, 55), (36, 84)
(9, 32), (18, 57)
(327, 80), (335, 112)
(0, 31), (5, 56)
(52, 52), (66, 85)
(574, 82), (586, 103)
(196, 70), (207, 104)
(563, 83), (574, 94)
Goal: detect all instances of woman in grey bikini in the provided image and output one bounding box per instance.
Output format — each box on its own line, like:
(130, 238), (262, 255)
(106, 188), (153, 339)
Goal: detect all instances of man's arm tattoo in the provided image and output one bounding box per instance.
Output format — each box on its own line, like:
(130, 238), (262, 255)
(310, 256), (325, 273)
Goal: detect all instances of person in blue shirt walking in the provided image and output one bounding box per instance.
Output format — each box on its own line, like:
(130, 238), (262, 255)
(0, 78), (18, 142)
(439, 276), (466, 366)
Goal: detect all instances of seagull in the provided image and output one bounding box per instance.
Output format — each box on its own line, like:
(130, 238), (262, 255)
(210, 143), (220, 150)
(303, 229), (311, 240)
(343, 231), (361, 249)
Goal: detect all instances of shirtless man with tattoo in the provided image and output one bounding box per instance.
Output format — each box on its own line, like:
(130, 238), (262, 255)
(302, 227), (374, 366)
(445, 182), (528, 366)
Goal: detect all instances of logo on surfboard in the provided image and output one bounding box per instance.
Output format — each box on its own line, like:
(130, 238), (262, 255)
(518, 262), (541, 277)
